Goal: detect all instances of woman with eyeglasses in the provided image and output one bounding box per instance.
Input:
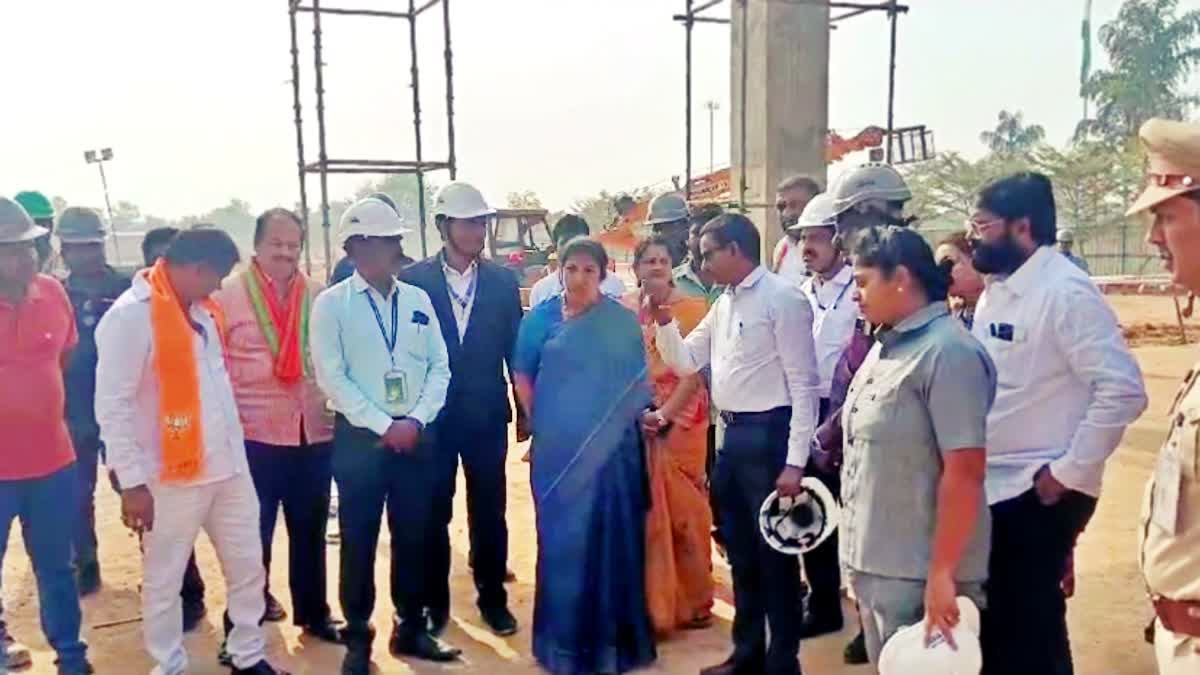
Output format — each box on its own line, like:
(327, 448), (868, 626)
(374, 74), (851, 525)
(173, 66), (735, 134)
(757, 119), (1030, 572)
(935, 232), (986, 330)
(512, 236), (656, 675)
(841, 226), (995, 666)
(621, 236), (715, 635)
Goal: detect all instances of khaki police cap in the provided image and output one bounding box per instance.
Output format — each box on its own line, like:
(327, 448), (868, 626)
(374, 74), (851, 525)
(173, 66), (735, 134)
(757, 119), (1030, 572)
(1127, 118), (1200, 216)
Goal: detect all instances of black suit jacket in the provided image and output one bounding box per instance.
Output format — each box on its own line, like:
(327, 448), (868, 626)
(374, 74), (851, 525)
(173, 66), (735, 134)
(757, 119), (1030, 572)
(401, 255), (524, 432)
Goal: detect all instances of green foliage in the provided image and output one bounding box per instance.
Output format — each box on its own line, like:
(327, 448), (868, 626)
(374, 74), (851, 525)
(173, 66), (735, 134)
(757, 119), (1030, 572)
(1078, 0), (1200, 142)
(979, 110), (1046, 156)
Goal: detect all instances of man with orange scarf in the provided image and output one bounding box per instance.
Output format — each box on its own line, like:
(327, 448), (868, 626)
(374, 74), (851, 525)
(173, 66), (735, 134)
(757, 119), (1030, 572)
(213, 209), (342, 643)
(96, 227), (290, 675)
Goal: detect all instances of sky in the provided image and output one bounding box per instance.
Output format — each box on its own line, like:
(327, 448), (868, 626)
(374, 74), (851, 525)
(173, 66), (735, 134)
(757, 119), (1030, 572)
(3, 0), (1197, 219)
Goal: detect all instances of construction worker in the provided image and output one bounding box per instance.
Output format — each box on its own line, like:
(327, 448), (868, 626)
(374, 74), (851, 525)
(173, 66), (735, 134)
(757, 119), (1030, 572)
(1129, 118), (1200, 675)
(310, 198), (460, 673)
(1056, 229), (1089, 274)
(57, 207), (132, 597)
(0, 197), (93, 675)
(331, 192), (414, 284)
(13, 190), (56, 272)
(645, 192), (691, 267)
(810, 161), (915, 665)
(771, 175), (822, 286)
(402, 182), (524, 638)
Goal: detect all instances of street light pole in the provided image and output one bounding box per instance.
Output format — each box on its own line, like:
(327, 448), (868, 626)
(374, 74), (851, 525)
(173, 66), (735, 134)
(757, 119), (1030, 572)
(704, 100), (720, 174)
(84, 147), (121, 264)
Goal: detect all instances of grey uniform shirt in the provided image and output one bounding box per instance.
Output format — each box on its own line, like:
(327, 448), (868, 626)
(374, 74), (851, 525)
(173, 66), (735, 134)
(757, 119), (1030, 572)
(841, 303), (996, 582)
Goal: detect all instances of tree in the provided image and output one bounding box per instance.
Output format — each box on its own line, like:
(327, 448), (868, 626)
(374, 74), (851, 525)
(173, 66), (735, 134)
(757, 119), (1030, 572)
(903, 152), (1028, 221)
(506, 191), (544, 210)
(1079, 0), (1200, 142)
(112, 200), (142, 231)
(979, 110), (1046, 156)
(1033, 140), (1143, 232)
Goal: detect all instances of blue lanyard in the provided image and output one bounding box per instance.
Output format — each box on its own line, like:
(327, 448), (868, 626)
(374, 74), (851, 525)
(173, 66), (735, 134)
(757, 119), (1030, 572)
(446, 269), (478, 311)
(364, 288), (399, 365)
(814, 277), (852, 312)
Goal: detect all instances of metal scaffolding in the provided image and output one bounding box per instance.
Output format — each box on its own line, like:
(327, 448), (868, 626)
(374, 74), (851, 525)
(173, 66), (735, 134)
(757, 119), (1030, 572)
(288, 0), (457, 274)
(674, 0), (909, 205)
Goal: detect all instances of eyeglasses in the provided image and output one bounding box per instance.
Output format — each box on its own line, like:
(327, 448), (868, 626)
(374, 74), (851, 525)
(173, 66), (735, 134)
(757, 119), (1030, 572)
(965, 216), (1004, 234)
(699, 243), (730, 263)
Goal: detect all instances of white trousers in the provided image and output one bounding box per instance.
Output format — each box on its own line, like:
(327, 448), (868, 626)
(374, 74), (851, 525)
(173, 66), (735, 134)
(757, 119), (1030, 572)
(1155, 618), (1200, 675)
(142, 472), (266, 675)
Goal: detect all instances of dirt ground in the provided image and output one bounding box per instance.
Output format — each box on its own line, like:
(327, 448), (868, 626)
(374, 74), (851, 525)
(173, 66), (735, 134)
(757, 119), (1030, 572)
(2, 295), (1189, 675)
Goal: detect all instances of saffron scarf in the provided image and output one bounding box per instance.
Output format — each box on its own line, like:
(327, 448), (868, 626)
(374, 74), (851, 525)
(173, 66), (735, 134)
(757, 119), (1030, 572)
(145, 260), (225, 483)
(242, 259), (310, 383)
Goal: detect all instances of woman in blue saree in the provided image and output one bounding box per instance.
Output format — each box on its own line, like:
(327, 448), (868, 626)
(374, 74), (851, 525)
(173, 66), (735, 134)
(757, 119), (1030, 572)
(513, 237), (657, 675)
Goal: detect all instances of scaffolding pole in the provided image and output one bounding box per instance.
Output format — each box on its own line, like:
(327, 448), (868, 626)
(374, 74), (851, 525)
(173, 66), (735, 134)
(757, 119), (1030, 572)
(311, 0), (333, 274)
(408, 0), (429, 257)
(287, 2), (312, 274)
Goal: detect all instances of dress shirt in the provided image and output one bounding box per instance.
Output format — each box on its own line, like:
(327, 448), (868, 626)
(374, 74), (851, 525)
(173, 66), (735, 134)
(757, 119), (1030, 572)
(655, 265), (821, 467)
(972, 246), (1147, 504)
(802, 264), (859, 398)
(773, 237), (809, 287)
(528, 270), (627, 307)
(212, 272), (333, 447)
(441, 254), (478, 341)
(310, 272), (450, 436)
(95, 273), (247, 490)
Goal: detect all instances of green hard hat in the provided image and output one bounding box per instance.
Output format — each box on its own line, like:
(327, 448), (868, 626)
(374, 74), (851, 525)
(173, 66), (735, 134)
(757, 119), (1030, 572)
(13, 191), (54, 220)
(56, 206), (108, 243)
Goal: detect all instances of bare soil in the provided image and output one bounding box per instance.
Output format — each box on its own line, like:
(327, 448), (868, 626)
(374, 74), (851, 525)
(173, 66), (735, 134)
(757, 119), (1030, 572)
(2, 295), (1181, 674)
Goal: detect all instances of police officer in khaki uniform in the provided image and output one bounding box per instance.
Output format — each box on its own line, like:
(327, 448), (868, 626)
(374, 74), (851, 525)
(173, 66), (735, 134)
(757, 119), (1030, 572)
(1130, 118), (1200, 674)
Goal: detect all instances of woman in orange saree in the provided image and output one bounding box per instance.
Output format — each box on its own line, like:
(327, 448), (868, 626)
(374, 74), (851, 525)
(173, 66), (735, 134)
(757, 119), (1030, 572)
(623, 236), (715, 636)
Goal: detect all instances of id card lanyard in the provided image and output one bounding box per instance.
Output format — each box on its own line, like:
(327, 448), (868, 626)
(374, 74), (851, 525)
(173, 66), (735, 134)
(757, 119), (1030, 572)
(365, 288), (399, 365)
(366, 288), (408, 408)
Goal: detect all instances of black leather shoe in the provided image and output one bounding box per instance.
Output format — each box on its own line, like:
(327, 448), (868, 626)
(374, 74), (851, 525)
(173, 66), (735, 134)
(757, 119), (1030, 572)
(302, 617), (346, 644)
(341, 645), (370, 675)
(798, 611), (843, 639)
(263, 593), (288, 622)
(389, 628), (461, 662)
(231, 659), (291, 674)
(480, 605), (518, 636)
(425, 608), (450, 637)
(182, 600), (208, 633)
(843, 630), (868, 665)
(699, 654), (763, 675)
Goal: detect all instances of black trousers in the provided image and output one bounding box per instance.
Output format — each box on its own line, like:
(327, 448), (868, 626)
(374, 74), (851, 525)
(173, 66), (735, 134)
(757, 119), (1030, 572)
(706, 424), (720, 535)
(425, 418), (509, 613)
(246, 439), (334, 627)
(69, 426), (101, 571)
(981, 487), (1097, 675)
(332, 415), (435, 642)
(801, 399), (841, 622)
(713, 409), (803, 675)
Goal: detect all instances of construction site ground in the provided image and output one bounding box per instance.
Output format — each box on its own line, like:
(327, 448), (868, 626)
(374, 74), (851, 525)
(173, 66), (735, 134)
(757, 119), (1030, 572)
(2, 295), (1189, 675)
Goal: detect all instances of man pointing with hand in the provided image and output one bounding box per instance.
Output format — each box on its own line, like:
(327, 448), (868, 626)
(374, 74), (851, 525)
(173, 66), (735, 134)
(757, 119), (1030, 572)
(310, 198), (459, 675)
(647, 213), (820, 675)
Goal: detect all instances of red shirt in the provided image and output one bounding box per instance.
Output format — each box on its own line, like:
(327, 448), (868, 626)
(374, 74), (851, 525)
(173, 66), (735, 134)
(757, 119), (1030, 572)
(0, 274), (78, 480)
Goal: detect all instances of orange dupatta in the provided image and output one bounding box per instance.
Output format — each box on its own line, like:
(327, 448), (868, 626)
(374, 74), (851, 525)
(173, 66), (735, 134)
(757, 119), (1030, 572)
(145, 260), (225, 483)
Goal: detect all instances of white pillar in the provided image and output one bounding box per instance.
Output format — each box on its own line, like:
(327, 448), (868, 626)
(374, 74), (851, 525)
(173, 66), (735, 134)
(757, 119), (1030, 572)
(730, 0), (830, 260)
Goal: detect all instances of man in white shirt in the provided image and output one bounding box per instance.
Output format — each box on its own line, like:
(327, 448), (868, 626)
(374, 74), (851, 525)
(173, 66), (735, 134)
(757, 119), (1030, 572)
(95, 227), (289, 675)
(310, 198), (459, 674)
(528, 214), (626, 306)
(967, 172), (1147, 675)
(793, 192), (859, 639)
(771, 175), (821, 286)
(647, 213), (820, 675)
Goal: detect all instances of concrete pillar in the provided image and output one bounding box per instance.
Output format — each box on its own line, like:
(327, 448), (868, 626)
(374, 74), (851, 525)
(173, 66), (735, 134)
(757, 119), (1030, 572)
(730, 0), (829, 261)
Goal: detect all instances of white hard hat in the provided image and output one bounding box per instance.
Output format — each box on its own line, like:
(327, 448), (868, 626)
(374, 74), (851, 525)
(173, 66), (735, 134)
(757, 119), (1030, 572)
(1057, 228), (1075, 243)
(338, 197), (411, 245)
(788, 193), (838, 232)
(831, 163), (912, 215)
(432, 181), (494, 220)
(878, 597), (983, 675)
(758, 478), (840, 555)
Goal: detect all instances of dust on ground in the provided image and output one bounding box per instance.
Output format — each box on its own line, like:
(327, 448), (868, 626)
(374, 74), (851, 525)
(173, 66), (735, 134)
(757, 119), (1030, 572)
(1, 294), (1184, 674)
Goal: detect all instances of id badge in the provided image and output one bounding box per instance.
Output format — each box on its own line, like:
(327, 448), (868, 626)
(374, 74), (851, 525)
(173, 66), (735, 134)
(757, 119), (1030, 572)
(1151, 441), (1183, 535)
(384, 369), (408, 408)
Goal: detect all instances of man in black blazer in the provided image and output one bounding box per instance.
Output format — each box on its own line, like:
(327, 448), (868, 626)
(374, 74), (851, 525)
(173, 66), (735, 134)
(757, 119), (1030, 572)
(400, 182), (525, 638)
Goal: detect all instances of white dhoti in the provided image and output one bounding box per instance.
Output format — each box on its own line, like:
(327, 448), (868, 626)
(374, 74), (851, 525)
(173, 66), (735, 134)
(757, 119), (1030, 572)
(1155, 619), (1200, 675)
(141, 472), (266, 675)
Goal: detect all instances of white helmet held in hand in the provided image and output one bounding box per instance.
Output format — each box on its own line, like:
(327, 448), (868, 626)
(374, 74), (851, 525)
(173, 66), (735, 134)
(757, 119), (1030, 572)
(831, 163), (912, 215)
(758, 478), (840, 555)
(338, 197), (411, 245)
(788, 193), (839, 232)
(433, 181), (494, 220)
(878, 597), (983, 675)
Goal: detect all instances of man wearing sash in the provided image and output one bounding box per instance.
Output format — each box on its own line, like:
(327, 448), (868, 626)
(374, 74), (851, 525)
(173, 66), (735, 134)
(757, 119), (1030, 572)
(213, 208), (342, 642)
(96, 227), (288, 675)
